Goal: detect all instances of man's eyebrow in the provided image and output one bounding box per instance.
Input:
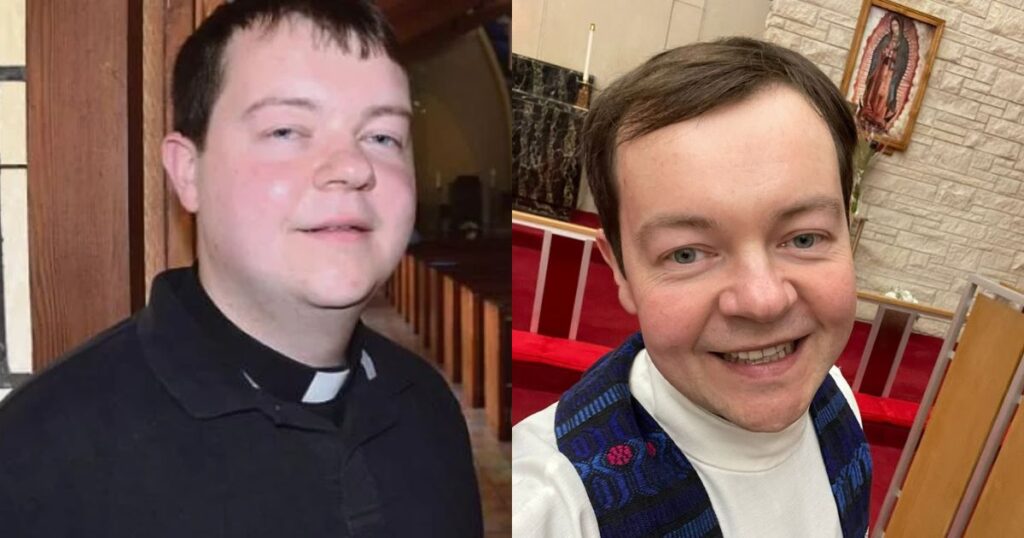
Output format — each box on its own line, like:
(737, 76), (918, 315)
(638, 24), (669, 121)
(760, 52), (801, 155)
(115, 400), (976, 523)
(241, 97), (320, 118)
(361, 105), (413, 122)
(636, 213), (719, 246)
(772, 196), (844, 221)
(634, 196), (843, 245)
(241, 100), (412, 123)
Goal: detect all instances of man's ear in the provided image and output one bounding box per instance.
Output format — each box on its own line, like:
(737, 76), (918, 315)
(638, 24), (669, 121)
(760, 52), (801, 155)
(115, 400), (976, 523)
(595, 229), (637, 315)
(161, 132), (200, 213)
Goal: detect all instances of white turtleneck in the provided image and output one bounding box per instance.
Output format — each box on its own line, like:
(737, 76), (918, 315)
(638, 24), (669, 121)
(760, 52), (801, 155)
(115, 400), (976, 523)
(512, 349), (862, 537)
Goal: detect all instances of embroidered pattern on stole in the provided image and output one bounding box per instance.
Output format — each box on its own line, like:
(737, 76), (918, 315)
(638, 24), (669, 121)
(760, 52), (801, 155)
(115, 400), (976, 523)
(554, 333), (871, 538)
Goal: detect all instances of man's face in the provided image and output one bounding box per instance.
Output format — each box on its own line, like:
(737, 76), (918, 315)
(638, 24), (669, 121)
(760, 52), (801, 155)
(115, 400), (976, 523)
(178, 19), (414, 314)
(601, 85), (856, 433)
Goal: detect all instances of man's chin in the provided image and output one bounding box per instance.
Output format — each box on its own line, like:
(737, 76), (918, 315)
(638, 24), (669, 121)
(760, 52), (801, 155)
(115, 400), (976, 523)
(723, 397), (812, 433)
(734, 414), (803, 433)
(305, 285), (376, 311)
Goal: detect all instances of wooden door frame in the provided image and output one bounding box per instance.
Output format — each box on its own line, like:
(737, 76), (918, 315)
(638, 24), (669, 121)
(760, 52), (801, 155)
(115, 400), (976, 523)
(27, 0), (198, 371)
(143, 0), (199, 300)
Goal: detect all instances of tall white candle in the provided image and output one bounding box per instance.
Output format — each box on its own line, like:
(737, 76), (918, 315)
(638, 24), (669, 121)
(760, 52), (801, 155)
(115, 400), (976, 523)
(582, 23), (595, 83)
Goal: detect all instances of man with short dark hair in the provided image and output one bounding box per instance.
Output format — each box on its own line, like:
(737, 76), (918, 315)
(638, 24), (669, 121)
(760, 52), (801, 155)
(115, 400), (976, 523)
(513, 38), (871, 537)
(0, 1), (482, 536)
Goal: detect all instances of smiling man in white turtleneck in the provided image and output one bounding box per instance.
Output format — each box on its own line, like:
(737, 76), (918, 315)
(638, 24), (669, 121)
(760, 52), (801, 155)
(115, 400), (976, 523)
(513, 39), (872, 538)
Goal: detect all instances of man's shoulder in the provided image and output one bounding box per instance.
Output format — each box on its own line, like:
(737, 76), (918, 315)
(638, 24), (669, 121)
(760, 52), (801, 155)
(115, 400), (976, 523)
(512, 401), (601, 537)
(360, 325), (451, 396)
(0, 315), (151, 441)
(513, 400), (559, 455)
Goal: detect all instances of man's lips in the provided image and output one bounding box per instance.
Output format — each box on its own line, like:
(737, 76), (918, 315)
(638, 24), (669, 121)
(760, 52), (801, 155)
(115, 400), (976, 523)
(297, 219), (373, 243)
(707, 335), (809, 364)
(302, 225), (370, 232)
(298, 219), (372, 233)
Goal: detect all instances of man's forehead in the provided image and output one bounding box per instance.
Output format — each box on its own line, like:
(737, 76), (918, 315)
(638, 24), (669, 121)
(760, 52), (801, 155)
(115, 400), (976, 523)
(614, 88), (843, 230)
(615, 87), (836, 177)
(213, 17), (407, 113)
(223, 15), (384, 62)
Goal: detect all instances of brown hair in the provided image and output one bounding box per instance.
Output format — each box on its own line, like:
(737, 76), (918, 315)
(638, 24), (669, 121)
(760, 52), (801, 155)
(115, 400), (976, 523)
(582, 37), (856, 273)
(172, 0), (397, 150)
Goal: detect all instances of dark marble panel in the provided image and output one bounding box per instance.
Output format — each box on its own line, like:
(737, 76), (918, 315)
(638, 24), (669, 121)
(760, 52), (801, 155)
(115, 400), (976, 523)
(511, 54), (592, 105)
(512, 92), (585, 220)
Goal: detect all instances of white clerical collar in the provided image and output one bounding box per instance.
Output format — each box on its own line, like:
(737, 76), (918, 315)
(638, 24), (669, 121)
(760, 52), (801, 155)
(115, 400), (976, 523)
(630, 348), (809, 472)
(301, 370), (350, 404)
(243, 350), (378, 404)
(300, 350), (378, 403)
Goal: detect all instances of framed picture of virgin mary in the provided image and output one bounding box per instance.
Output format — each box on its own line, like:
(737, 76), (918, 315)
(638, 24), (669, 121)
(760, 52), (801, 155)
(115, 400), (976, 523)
(840, 0), (945, 151)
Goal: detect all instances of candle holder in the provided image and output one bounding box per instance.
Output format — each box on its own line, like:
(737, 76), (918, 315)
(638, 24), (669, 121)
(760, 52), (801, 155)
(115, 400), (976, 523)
(575, 80), (592, 109)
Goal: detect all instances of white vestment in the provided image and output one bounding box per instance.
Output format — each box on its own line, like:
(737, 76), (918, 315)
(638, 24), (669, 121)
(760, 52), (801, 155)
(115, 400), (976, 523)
(513, 349), (863, 537)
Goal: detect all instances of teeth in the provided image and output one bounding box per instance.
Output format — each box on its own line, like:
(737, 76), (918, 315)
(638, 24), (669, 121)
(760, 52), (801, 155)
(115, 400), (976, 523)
(721, 341), (795, 365)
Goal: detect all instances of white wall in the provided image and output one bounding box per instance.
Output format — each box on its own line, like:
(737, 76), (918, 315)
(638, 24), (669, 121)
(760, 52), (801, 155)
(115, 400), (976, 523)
(512, 0), (771, 88)
(1, 168), (32, 374)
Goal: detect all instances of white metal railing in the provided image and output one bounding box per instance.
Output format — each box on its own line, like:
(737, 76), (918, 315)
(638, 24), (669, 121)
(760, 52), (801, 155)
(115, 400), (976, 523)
(872, 274), (1024, 538)
(851, 291), (953, 397)
(512, 211), (597, 340)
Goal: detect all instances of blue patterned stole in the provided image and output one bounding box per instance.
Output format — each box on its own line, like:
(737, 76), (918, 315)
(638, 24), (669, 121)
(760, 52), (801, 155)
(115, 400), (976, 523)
(554, 333), (871, 538)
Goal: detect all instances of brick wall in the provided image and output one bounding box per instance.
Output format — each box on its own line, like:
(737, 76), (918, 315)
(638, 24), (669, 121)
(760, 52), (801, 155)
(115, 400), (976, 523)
(766, 0), (1024, 334)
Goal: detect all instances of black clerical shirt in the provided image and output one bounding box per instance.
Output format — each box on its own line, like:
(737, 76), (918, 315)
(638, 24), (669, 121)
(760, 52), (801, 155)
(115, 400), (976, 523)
(178, 264), (359, 422)
(0, 268), (483, 537)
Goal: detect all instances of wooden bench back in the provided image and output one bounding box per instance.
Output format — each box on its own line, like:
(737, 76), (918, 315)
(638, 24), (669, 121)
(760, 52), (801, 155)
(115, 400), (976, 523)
(885, 294), (1024, 536)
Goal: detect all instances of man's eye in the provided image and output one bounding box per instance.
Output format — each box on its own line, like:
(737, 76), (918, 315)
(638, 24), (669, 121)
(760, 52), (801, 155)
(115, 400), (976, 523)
(790, 233), (820, 249)
(367, 134), (403, 148)
(267, 127), (299, 140)
(671, 247), (702, 264)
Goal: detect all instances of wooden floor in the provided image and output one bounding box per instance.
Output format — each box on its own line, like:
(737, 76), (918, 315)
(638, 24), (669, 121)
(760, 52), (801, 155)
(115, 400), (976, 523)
(362, 290), (512, 537)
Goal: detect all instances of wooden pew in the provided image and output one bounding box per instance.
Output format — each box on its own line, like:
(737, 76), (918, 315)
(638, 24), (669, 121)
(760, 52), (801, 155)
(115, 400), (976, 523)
(442, 274), (462, 382)
(425, 266), (443, 362)
(460, 282), (508, 408)
(484, 299), (512, 440)
(402, 239), (511, 438)
(874, 276), (1024, 537)
(405, 240), (487, 370)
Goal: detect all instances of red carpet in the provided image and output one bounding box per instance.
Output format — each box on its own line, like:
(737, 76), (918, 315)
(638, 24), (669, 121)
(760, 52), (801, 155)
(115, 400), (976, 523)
(511, 222), (944, 528)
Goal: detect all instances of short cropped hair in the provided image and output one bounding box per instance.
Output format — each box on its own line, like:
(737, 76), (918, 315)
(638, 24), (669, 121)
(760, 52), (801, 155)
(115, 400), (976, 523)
(172, 0), (397, 150)
(583, 37), (857, 273)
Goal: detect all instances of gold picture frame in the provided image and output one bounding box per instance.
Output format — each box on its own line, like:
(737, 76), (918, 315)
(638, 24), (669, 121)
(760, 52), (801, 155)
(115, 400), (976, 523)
(840, 0), (945, 152)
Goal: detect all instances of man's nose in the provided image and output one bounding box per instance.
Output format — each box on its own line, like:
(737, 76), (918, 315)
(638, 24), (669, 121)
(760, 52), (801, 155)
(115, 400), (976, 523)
(717, 253), (797, 322)
(313, 143), (375, 191)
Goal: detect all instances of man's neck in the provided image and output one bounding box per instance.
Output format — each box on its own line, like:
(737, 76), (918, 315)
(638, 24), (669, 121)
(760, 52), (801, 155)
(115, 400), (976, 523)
(197, 265), (363, 369)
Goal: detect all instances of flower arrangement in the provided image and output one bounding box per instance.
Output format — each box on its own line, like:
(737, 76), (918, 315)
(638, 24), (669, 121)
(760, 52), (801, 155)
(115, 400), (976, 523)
(884, 287), (919, 304)
(848, 103), (889, 224)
